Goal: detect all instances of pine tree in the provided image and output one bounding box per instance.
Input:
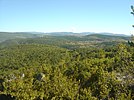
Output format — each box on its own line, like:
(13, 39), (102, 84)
(128, 6), (134, 46)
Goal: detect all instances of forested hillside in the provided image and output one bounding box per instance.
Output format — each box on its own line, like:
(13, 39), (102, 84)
(0, 32), (43, 43)
(0, 33), (129, 49)
(0, 34), (133, 99)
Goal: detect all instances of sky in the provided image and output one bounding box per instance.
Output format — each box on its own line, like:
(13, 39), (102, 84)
(0, 0), (134, 35)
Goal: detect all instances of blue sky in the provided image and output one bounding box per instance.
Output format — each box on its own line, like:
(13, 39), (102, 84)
(0, 0), (134, 35)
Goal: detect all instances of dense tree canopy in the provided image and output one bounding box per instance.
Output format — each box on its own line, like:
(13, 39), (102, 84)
(0, 43), (133, 100)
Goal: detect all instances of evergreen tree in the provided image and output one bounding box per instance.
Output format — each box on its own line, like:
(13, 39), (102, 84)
(128, 6), (134, 46)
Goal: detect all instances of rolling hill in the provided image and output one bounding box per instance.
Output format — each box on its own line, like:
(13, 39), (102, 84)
(0, 32), (130, 49)
(0, 32), (44, 43)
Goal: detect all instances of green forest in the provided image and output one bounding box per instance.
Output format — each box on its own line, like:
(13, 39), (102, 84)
(0, 32), (133, 100)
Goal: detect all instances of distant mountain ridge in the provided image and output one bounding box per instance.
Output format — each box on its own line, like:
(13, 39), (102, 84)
(0, 32), (43, 42)
(41, 32), (129, 37)
(0, 31), (129, 43)
(0, 31), (130, 49)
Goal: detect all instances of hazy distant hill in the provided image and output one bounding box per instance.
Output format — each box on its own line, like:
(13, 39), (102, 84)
(0, 32), (129, 43)
(0, 32), (44, 42)
(0, 32), (130, 49)
(84, 34), (129, 42)
(43, 32), (129, 37)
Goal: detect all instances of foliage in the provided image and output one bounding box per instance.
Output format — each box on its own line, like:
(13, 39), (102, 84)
(0, 43), (133, 99)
